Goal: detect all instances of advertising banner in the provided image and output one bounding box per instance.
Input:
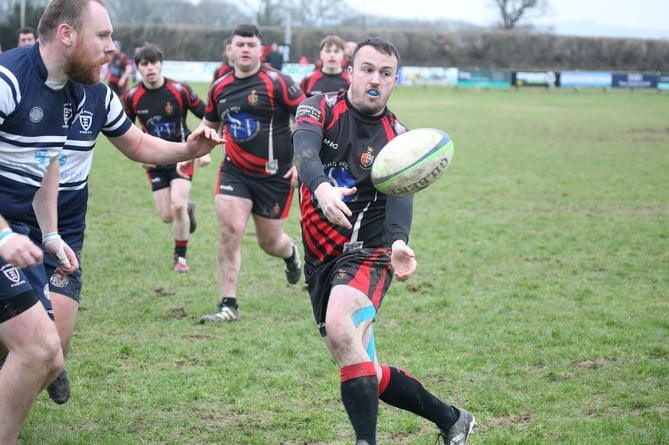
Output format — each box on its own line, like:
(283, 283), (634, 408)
(457, 70), (511, 88)
(512, 71), (559, 88)
(658, 73), (669, 90)
(611, 73), (659, 89)
(560, 71), (612, 88)
(399, 67), (458, 86)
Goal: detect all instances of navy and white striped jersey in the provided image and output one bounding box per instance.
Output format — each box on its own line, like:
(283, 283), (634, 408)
(25, 82), (133, 251)
(0, 44), (83, 221)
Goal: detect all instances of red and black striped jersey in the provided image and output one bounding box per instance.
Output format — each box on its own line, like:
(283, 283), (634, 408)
(293, 91), (409, 266)
(205, 66), (306, 177)
(124, 78), (204, 143)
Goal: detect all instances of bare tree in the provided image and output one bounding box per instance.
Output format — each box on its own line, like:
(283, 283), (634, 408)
(491, 0), (550, 29)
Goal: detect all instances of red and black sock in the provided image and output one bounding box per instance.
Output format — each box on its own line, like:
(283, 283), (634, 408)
(378, 364), (458, 432)
(340, 362), (378, 445)
(174, 239), (188, 258)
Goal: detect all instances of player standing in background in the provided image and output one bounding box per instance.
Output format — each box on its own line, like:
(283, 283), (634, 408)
(212, 38), (234, 82)
(198, 23), (305, 323)
(265, 42), (284, 70)
(300, 35), (351, 97)
(105, 40), (132, 99)
(292, 37), (475, 445)
(124, 42), (210, 272)
(16, 26), (37, 47)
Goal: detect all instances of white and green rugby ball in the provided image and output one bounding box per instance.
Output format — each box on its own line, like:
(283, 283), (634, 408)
(371, 128), (454, 196)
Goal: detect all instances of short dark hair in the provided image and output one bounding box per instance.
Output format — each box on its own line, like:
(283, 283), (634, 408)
(352, 37), (401, 69)
(232, 23), (262, 40)
(134, 42), (163, 65)
(16, 26), (36, 39)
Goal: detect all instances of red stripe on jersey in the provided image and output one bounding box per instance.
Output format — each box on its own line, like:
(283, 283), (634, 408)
(300, 185), (350, 263)
(349, 248), (388, 309)
(325, 98), (349, 132)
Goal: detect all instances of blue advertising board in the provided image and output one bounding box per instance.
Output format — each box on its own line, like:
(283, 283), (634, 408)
(611, 73), (659, 89)
(560, 71), (612, 89)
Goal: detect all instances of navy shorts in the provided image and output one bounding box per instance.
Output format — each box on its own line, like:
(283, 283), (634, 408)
(146, 163), (193, 192)
(305, 247), (393, 337)
(217, 161), (294, 220)
(0, 260), (51, 322)
(44, 251), (83, 303)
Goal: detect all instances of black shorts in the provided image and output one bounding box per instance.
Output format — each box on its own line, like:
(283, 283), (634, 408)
(305, 247), (393, 337)
(217, 161), (294, 219)
(146, 164), (193, 192)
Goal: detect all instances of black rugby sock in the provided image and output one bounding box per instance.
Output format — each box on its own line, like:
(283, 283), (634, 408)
(379, 365), (458, 431)
(341, 363), (378, 444)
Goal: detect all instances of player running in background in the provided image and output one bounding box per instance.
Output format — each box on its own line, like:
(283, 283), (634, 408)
(292, 37), (475, 445)
(198, 24), (305, 323)
(300, 35), (351, 97)
(124, 42), (210, 272)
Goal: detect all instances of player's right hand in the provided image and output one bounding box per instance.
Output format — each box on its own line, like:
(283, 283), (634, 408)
(0, 233), (44, 268)
(314, 183), (357, 229)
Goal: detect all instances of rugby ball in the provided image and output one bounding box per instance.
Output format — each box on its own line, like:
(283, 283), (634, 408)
(371, 128), (454, 196)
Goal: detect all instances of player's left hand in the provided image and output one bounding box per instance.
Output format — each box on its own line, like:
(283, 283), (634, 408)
(43, 235), (79, 275)
(391, 240), (416, 281)
(176, 160), (193, 178)
(284, 165), (298, 188)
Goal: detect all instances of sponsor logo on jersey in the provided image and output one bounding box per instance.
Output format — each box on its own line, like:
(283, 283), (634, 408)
(29, 107), (44, 123)
(360, 147), (375, 169)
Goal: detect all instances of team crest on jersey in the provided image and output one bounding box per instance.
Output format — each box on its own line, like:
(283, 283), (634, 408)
(78, 110), (93, 132)
(50, 273), (69, 288)
(29, 107), (44, 123)
(164, 102), (174, 115)
(247, 90), (258, 105)
(360, 147), (375, 169)
(64, 103), (73, 126)
(1, 264), (23, 285)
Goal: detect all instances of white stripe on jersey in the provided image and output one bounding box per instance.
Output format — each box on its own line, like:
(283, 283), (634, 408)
(0, 66), (20, 125)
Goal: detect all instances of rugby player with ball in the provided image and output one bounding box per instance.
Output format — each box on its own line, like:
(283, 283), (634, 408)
(293, 37), (474, 445)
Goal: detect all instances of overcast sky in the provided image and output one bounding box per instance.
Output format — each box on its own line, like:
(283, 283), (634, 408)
(355, 0), (668, 39)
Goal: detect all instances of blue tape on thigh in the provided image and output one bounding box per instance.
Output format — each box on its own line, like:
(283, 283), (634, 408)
(351, 305), (377, 361)
(351, 305), (376, 327)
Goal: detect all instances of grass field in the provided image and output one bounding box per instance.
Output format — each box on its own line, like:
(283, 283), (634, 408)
(21, 86), (668, 444)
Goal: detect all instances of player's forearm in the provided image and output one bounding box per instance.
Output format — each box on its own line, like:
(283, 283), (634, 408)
(32, 157), (60, 235)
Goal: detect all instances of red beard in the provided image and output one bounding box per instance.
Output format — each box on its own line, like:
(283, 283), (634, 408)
(64, 38), (109, 85)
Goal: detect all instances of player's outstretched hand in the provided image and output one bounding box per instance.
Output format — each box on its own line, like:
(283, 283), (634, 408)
(391, 240), (416, 281)
(0, 233), (43, 268)
(314, 182), (357, 229)
(186, 126), (223, 158)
